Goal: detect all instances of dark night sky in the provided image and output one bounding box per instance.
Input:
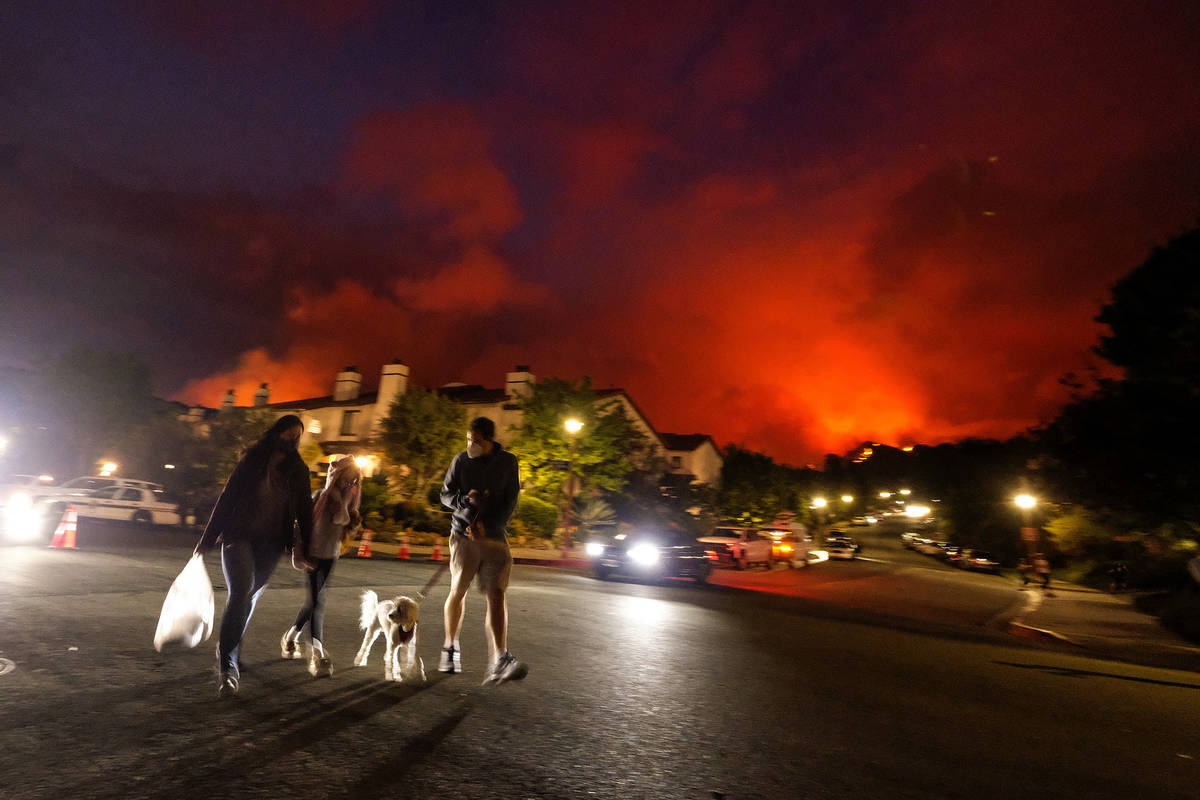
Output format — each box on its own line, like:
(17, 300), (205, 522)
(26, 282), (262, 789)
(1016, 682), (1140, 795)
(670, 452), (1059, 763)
(3, 0), (1199, 463)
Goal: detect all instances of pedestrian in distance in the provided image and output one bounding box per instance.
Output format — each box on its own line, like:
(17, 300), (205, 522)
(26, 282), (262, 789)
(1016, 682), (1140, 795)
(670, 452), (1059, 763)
(281, 455), (361, 677)
(1018, 556), (1033, 588)
(195, 414), (314, 697)
(1034, 553), (1051, 589)
(439, 416), (527, 684)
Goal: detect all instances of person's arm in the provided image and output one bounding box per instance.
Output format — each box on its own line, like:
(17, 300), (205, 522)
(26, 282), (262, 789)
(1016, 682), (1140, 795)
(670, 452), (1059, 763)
(292, 461), (315, 553)
(440, 454), (465, 511)
(493, 454), (521, 528)
(195, 460), (248, 555)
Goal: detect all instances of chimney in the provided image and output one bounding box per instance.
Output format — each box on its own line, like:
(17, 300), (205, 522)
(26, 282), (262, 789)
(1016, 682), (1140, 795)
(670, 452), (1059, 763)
(253, 382), (270, 407)
(506, 365), (536, 399)
(374, 361), (409, 420)
(334, 366), (362, 401)
(220, 389), (236, 411)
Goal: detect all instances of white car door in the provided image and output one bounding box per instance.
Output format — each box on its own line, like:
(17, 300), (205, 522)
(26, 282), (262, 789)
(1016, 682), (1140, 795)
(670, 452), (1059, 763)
(115, 488), (144, 521)
(76, 486), (119, 520)
(746, 531), (771, 561)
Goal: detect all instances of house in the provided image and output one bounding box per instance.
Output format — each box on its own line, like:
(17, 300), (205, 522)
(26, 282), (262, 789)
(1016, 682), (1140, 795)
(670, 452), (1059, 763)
(659, 433), (723, 485)
(435, 367), (667, 471)
(262, 362), (410, 475)
(216, 362), (702, 482)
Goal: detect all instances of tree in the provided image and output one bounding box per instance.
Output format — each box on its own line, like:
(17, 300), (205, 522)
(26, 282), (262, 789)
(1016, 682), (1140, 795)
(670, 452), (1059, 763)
(508, 377), (653, 500)
(1040, 223), (1200, 537)
(716, 445), (812, 526)
(378, 390), (466, 503)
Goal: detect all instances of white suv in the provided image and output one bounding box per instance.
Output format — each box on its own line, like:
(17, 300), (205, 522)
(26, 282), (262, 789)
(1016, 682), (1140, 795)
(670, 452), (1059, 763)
(698, 527), (775, 569)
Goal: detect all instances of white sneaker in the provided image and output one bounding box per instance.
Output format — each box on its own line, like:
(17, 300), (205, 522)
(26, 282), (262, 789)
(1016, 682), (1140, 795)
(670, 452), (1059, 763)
(280, 628), (302, 659)
(484, 651), (528, 685)
(438, 645), (461, 673)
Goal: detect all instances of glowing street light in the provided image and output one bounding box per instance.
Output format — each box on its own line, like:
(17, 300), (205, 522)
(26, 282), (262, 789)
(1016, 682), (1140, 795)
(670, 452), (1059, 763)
(561, 418), (585, 557)
(100, 462), (118, 477)
(354, 456), (369, 469)
(905, 504), (931, 518)
(841, 495), (854, 503)
(812, 497), (827, 509)
(878, 491), (892, 499)
(1014, 494), (1036, 510)
(899, 488), (912, 496)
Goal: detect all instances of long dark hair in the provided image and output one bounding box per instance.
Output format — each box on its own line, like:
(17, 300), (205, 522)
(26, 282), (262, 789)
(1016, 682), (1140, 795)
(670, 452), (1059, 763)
(241, 414), (305, 474)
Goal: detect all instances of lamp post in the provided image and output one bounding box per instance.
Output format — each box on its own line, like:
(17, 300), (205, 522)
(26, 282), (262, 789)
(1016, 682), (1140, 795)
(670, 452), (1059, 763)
(1015, 493), (1037, 561)
(812, 496), (827, 543)
(561, 418), (584, 558)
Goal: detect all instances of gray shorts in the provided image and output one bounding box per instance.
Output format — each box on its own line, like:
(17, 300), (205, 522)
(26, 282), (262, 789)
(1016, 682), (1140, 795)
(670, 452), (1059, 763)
(448, 532), (512, 594)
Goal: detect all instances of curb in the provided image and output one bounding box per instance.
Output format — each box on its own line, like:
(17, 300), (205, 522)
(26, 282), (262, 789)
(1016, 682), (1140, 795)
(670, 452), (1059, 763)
(1006, 621), (1080, 647)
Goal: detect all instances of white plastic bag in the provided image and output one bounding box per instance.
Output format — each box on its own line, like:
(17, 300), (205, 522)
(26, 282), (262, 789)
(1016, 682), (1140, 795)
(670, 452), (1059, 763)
(153, 554), (215, 651)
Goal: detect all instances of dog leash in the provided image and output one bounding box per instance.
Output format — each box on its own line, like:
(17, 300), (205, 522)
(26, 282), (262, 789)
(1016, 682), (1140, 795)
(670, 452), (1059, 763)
(415, 560), (450, 601)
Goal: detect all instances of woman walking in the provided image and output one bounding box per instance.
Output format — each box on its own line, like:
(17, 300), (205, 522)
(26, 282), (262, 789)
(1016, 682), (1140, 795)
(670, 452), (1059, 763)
(195, 414), (314, 697)
(281, 455), (361, 677)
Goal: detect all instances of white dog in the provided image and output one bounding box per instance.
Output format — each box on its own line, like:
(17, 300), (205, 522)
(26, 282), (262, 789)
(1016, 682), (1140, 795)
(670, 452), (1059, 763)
(354, 590), (425, 683)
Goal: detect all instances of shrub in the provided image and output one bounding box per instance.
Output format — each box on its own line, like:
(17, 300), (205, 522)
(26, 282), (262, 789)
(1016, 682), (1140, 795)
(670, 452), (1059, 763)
(516, 495), (559, 537)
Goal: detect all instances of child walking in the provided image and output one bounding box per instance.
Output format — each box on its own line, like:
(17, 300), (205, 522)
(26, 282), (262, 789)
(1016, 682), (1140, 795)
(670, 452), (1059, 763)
(281, 456), (362, 676)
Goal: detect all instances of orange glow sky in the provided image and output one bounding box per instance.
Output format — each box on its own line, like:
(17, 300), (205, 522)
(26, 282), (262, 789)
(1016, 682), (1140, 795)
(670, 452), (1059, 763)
(3, 1), (1199, 462)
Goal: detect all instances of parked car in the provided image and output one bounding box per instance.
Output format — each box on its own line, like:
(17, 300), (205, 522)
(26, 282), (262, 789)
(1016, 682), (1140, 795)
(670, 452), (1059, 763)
(760, 528), (811, 567)
(915, 538), (945, 556)
(900, 531), (923, 549)
(698, 526), (774, 569)
(591, 530), (712, 584)
(38, 484), (182, 529)
(824, 536), (859, 560)
(957, 549), (1001, 573)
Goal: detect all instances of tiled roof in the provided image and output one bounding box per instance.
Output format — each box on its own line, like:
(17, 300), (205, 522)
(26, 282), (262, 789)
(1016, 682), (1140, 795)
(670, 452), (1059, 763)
(660, 432), (717, 452)
(268, 392), (379, 409)
(435, 384), (510, 404)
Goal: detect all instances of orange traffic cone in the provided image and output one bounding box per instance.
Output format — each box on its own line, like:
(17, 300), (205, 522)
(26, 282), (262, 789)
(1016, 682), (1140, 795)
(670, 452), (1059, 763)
(398, 532), (410, 560)
(355, 529), (373, 558)
(49, 505), (78, 549)
(430, 535), (443, 562)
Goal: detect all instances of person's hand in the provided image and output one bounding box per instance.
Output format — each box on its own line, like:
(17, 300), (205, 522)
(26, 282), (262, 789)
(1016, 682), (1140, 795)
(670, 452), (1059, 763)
(292, 549), (314, 572)
(194, 541), (212, 558)
(467, 489), (482, 507)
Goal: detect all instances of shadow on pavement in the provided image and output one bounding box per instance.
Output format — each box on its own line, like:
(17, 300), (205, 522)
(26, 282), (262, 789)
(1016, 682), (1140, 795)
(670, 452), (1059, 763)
(344, 697), (475, 796)
(992, 660), (1200, 690)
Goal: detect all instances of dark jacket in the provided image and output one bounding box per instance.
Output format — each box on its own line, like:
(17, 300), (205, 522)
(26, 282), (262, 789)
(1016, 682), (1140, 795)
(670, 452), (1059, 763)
(440, 444), (520, 539)
(198, 451), (314, 553)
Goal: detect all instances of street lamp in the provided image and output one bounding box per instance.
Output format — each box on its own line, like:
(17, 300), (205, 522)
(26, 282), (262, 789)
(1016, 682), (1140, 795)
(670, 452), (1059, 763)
(841, 495), (854, 503)
(899, 488), (912, 496)
(811, 497), (827, 509)
(100, 462), (117, 477)
(561, 418), (584, 558)
(878, 491), (892, 499)
(1015, 494), (1038, 565)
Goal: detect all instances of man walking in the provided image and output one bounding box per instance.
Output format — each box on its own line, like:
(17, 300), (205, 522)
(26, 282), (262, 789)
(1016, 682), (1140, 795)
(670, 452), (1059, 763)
(439, 416), (527, 684)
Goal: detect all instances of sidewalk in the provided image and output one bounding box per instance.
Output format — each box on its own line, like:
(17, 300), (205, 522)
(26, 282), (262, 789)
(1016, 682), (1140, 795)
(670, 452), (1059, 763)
(1008, 581), (1200, 673)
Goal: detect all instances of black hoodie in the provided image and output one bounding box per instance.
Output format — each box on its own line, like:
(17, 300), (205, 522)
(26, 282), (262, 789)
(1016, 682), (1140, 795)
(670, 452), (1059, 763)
(440, 443), (520, 539)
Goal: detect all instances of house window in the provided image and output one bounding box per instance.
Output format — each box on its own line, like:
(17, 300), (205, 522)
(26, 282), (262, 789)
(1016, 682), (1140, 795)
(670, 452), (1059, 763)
(670, 456), (682, 469)
(307, 418), (322, 435)
(339, 410), (360, 436)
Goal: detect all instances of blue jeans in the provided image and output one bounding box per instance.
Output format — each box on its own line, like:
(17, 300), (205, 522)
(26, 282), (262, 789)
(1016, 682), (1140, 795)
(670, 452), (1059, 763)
(218, 539), (283, 675)
(292, 558), (335, 642)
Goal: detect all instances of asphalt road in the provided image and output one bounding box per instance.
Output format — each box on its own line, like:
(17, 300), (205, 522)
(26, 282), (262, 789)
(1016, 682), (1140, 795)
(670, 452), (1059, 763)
(2, 527), (1198, 800)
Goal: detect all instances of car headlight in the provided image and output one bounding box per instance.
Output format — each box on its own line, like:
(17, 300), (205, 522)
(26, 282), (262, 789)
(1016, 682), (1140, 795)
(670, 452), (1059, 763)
(627, 544), (659, 566)
(585, 542), (605, 557)
(3, 492), (41, 541)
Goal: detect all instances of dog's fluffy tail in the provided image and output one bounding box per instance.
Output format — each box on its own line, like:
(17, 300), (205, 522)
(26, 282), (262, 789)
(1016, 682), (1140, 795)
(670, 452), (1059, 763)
(359, 590), (378, 630)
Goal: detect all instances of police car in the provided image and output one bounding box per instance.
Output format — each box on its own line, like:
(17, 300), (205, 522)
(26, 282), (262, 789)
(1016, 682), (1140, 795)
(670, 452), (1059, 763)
(37, 481), (181, 528)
